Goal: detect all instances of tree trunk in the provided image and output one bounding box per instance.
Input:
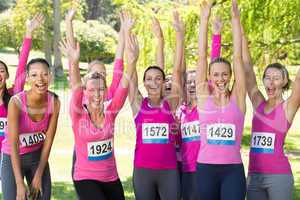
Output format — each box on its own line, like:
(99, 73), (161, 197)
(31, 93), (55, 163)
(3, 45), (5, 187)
(53, 0), (63, 78)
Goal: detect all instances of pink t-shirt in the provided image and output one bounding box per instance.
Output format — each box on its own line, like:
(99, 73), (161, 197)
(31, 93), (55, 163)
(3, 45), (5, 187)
(134, 98), (178, 170)
(178, 104), (200, 172)
(2, 91), (54, 155)
(197, 96), (245, 164)
(0, 37), (31, 152)
(70, 84), (128, 182)
(249, 101), (292, 174)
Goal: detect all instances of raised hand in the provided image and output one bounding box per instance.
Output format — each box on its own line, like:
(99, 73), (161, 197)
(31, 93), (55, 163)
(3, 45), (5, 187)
(232, 0), (240, 18)
(119, 10), (125, 32)
(26, 13), (44, 37)
(126, 33), (139, 64)
(152, 17), (163, 39)
(200, 0), (213, 19)
(122, 11), (135, 33)
(172, 10), (185, 34)
(59, 38), (80, 64)
(65, 9), (76, 22)
(212, 16), (223, 34)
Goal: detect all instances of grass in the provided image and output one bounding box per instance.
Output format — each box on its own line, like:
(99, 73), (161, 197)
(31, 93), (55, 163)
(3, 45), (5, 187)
(0, 50), (299, 199)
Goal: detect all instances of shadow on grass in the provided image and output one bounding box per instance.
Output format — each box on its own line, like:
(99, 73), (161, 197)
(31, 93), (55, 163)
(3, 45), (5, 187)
(294, 183), (300, 200)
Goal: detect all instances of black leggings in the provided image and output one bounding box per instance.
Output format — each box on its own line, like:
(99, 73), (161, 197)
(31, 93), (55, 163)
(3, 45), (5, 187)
(73, 179), (125, 200)
(196, 163), (246, 200)
(133, 167), (179, 200)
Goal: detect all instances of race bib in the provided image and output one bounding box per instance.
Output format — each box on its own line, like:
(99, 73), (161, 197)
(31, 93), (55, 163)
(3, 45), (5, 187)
(142, 123), (169, 144)
(0, 117), (7, 137)
(19, 132), (46, 147)
(87, 138), (113, 161)
(251, 132), (275, 154)
(181, 121), (200, 142)
(207, 123), (236, 145)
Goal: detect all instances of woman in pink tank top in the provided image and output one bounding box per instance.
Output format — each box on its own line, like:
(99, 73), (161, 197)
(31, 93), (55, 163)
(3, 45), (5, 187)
(59, 10), (137, 200)
(195, 1), (247, 200)
(242, 16), (300, 200)
(1, 56), (60, 200)
(126, 11), (184, 200)
(0, 14), (43, 161)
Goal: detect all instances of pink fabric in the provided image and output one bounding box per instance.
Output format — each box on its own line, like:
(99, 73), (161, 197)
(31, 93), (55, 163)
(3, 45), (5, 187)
(210, 34), (221, 61)
(197, 96), (245, 164)
(134, 98), (177, 170)
(0, 37), (31, 152)
(249, 101), (292, 174)
(0, 105), (8, 151)
(178, 104), (200, 172)
(70, 84), (128, 182)
(105, 59), (123, 101)
(2, 91), (54, 155)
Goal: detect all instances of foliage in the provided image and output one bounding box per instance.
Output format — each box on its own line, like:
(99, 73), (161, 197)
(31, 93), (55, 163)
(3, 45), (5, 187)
(113, 0), (300, 72)
(61, 20), (118, 63)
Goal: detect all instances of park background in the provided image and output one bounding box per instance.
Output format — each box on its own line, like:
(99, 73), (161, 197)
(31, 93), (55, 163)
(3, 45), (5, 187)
(0, 0), (299, 199)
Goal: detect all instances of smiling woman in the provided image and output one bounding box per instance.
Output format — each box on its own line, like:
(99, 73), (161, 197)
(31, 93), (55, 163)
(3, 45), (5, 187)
(1, 57), (60, 200)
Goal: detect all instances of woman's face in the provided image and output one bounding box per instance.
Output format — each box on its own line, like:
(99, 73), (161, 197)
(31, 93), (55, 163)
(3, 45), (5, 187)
(209, 62), (231, 94)
(263, 67), (286, 99)
(27, 63), (51, 95)
(0, 63), (9, 89)
(186, 71), (196, 99)
(84, 78), (106, 108)
(144, 69), (165, 97)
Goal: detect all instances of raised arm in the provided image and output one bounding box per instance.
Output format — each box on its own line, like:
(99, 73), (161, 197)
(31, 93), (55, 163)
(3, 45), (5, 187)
(169, 10), (185, 112)
(29, 97), (60, 200)
(196, 1), (212, 108)
(241, 26), (264, 109)
(210, 16), (222, 61)
(123, 11), (143, 117)
(65, 9), (76, 48)
(13, 14), (44, 95)
(231, 0), (246, 113)
(286, 68), (300, 123)
(59, 38), (81, 91)
(106, 11), (126, 100)
(152, 17), (165, 69)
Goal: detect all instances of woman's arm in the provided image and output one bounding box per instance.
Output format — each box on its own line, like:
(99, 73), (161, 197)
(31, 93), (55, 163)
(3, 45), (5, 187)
(123, 11), (143, 117)
(241, 26), (264, 109)
(196, 1), (212, 108)
(13, 14), (44, 95)
(231, 0), (246, 114)
(106, 11), (126, 100)
(210, 16), (222, 61)
(152, 17), (165, 69)
(168, 10), (185, 112)
(8, 96), (27, 200)
(29, 98), (60, 199)
(286, 68), (300, 123)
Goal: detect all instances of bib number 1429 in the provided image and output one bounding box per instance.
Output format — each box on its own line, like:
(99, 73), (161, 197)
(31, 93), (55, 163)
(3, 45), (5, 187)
(207, 123), (236, 145)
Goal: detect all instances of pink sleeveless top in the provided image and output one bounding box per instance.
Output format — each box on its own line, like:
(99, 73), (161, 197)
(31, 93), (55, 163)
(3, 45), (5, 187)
(197, 96), (245, 164)
(178, 104), (201, 172)
(134, 98), (177, 170)
(2, 91), (54, 155)
(70, 85), (128, 182)
(249, 101), (292, 174)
